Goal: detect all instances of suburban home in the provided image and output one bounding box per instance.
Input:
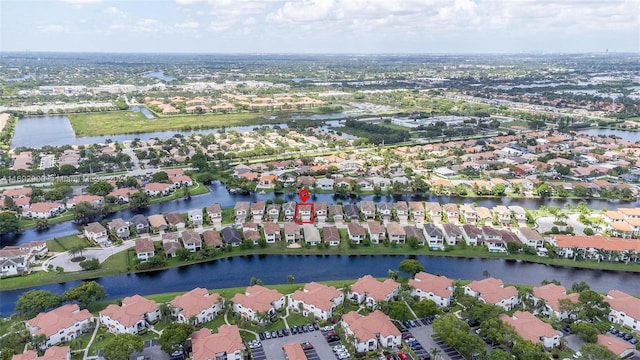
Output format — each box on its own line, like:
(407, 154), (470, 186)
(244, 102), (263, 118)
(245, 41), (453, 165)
(84, 222), (108, 244)
(107, 218), (130, 240)
(482, 226), (505, 251)
(135, 238), (155, 262)
(166, 213), (186, 230)
(493, 205), (512, 226)
(596, 334), (635, 358)
(341, 310), (401, 353)
(508, 206), (528, 224)
(251, 201), (265, 222)
(344, 204), (359, 220)
(0, 257), (27, 277)
(513, 227), (545, 249)
(442, 203), (459, 224)
(130, 214), (149, 234)
(191, 325), (244, 360)
(605, 290), (640, 331)
(231, 285), (286, 323)
(289, 282), (343, 321)
(316, 178), (335, 190)
(169, 288), (223, 325)
(322, 226), (341, 246)
(99, 295), (160, 335)
(66, 194), (103, 209)
(22, 202), (65, 219)
(266, 204), (281, 222)
(328, 205), (344, 222)
(206, 203), (222, 224)
(202, 230), (223, 248)
(188, 209), (203, 227)
(377, 203), (393, 222)
(403, 226), (426, 245)
(302, 224), (321, 246)
(359, 201), (376, 219)
(393, 201), (409, 222)
(14, 346), (71, 360)
(143, 182), (173, 196)
(475, 206), (493, 226)
(263, 222), (281, 243)
(162, 234), (182, 257)
(282, 202), (296, 221)
(283, 222), (301, 243)
(423, 223), (445, 250)
(464, 277), (520, 310)
(460, 203), (477, 224)
(409, 201), (425, 222)
(387, 222), (406, 244)
(26, 304), (93, 348)
(409, 272), (454, 307)
(234, 202), (250, 222)
(181, 230), (202, 252)
(441, 224), (463, 246)
(461, 224), (483, 246)
(366, 220), (386, 244)
(425, 202), (442, 223)
(532, 284), (579, 320)
(222, 227), (242, 247)
(297, 204), (313, 223)
(349, 275), (400, 309)
(347, 222), (365, 244)
(499, 311), (562, 349)
(148, 214), (168, 233)
(107, 188), (134, 203)
(315, 202), (328, 222)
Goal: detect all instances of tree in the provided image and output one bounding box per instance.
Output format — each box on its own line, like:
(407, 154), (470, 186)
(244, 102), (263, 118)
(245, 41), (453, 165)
(579, 343), (618, 360)
(0, 212), (20, 235)
(0, 348), (15, 360)
(398, 259), (424, 277)
(487, 349), (512, 360)
(63, 281), (106, 308)
(129, 192), (149, 210)
(35, 219), (50, 231)
(250, 277), (263, 285)
(158, 323), (193, 353)
(69, 244), (87, 259)
(152, 171), (169, 183)
(492, 184), (506, 196)
(103, 333), (143, 360)
(479, 318), (518, 348)
(79, 258), (100, 270)
(87, 181), (114, 196)
(412, 299), (439, 318)
(15, 290), (62, 318)
(407, 236), (420, 250)
(287, 274), (294, 285)
(467, 303), (502, 327)
(571, 280), (591, 293)
(385, 302), (412, 320)
(74, 201), (100, 224)
(571, 322), (598, 343)
(3, 196), (16, 211)
(511, 340), (548, 360)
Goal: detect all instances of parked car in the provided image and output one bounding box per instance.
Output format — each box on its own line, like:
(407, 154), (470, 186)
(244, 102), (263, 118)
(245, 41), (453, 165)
(302, 342), (314, 350)
(629, 338), (639, 345)
(623, 334), (633, 341)
(610, 328), (619, 335)
(259, 333), (265, 340)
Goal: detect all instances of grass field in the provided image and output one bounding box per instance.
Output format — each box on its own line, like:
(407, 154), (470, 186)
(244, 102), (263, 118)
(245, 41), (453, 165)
(45, 234), (89, 252)
(68, 111), (281, 137)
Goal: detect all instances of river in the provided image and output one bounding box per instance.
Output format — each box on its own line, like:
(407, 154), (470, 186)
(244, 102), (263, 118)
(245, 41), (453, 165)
(1, 181), (638, 247)
(578, 128), (640, 143)
(1, 254), (638, 316)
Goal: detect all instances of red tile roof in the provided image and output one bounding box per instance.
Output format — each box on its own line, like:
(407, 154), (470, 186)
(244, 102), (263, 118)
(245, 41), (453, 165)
(499, 311), (558, 344)
(409, 272), (453, 299)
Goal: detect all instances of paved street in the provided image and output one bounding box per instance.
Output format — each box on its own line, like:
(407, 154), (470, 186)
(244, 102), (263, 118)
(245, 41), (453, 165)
(45, 240), (136, 272)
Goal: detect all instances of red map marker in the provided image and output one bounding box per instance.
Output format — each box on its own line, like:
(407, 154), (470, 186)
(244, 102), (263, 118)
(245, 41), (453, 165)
(299, 189), (310, 203)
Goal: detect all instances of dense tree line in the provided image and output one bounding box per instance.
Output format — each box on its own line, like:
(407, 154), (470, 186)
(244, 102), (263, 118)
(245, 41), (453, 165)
(343, 119), (409, 144)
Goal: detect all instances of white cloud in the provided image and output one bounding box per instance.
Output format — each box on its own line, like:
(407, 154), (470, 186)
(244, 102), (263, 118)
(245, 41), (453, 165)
(37, 24), (65, 33)
(175, 21), (200, 29)
(133, 18), (163, 33)
(104, 6), (127, 17)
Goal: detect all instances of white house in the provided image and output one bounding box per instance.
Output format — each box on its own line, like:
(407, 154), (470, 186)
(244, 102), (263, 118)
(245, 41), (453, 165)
(341, 310), (401, 353)
(84, 222), (108, 244)
(409, 272), (454, 308)
(500, 311), (562, 349)
(191, 325), (244, 360)
(464, 277), (519, 311)
(169, 288), (223, 325)
(99, 295), (160, 334)
(349, 275), (400, 309)
(134, 238), (155, 262)
(231, 285), (285, 324)
(605, 290), (640, 332)
(26, 304), (93, 348)
(532, 284), (579, 320)
(289, 282), (343, 321)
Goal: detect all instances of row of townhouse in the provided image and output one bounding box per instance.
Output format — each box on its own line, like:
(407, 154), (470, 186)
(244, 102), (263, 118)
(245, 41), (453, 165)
(550, 234), (640, 262)
(0, 241), (47, 277)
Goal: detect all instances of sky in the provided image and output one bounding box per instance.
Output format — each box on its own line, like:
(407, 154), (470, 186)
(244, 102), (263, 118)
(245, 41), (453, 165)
(1, 0), (638, 54)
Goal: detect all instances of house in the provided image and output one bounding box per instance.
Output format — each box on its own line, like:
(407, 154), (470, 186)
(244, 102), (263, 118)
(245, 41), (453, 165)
(191, 325), (244, 360)
(393, 201), (409, 222)
(328, 204), (344, 222)
(135, 238), (155, 262)
(13, 346), (71, 360)
(251, 201), (265, 222)
(460, 203), (477, 224)
(464, 277), (519, 310)
(297, 204), (313, 223)
(84, 222), (108, 244)
(442, 203), (459, 224)
(461, 225), (483, 246)
(263, 222), (281, 243)
(302, 224), (321, 246)
(359, 201), (376, 219)
(144, 182), (172, 196)
(423, 223), (445, 250)
(26, 304), (93, 348)
(162, 234), (182, 257)
(532, 284), (579, 320)
(403, 226), (425, 245)
(493, 205), (512, 226)
(289, 282), (343, 320)
(605, 290), (640, 331)
(282, 343), (307, 360)
(425, 202), (442, 223)
(107, 188), (134, 203)
(366, 220), (386, 244)
(513, 227), (545, 249)
(148, 214), (168, 233)
(188, 209), (203, 227)
(231, 285), (285, 323)
(99, 295), (160, 334)
(341, 310), (401, 353)
(222, 227), (242, 247)
(347, 222), (365, 244)
(169, 288), (223, 325)
(409, 201), (425, 222)
(181, 230), (202, 252)
(206, 203), (222, 224)
(130, 214), (149, 234)
(344, 204), (359, 220)
(0, 257), (27, 277)
(441, 224), (463, 246)
(475, 206), (493, 226)
(66, 194), (103, 209)
(349, 275), (400, 308)
(257, 174), (277, 188)
(386, 222), (406, 244)
(316, 178), (335, 190)
(282, 202), (296, 221)
(315, 202), (327, 222)
(596, 334), (635, 358)
(107, 218), (130, 240)
(283, 222), (300, 243)
(508, 206), (527, 224)
(499, 311), (562, 349)
(202, 230), (223, 248)
(482, 226), (506, 252)
(166, 213), (186, 230)
(234, 202), (250, 222)
(377, 203), (393, 221)
(409, 272), (454, 307)
(322, 226), (341, 246)
(22, 202), (65, 219)
(266, 204), (281, 222)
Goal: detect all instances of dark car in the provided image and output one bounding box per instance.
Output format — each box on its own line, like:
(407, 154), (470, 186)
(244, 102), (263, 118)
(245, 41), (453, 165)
(327, 335), (340, 342)
(610, 328), (619, 335)
(259, 332), (265, 340)
(291, 327), (297, 334)
(283, 328), (290, 336)
(623, 334), (634, 341)
(617, 332), (626, 338)
(313, 323), (320, 330)
(308, 323), (315, 332)
(302, 342), (314, 350)
(277, 330), (284, 337)
(629, 338), (639, 345)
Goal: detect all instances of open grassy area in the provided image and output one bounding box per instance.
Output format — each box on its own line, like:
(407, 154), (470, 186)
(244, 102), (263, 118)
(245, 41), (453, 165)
(69, 111), (281, 137)
(45, 234), (88, 253)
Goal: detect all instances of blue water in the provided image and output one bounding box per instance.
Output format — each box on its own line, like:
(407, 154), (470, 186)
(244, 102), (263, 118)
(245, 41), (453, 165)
(145, 71), (176, 82)
(130, 106), (155, 119)
(1, 254), (638, 316)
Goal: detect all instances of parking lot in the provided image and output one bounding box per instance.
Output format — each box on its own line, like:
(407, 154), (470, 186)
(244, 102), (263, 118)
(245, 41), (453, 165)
(255, 325), (339, 360)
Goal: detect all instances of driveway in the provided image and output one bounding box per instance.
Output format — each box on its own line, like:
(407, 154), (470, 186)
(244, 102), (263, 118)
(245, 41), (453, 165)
(46, 240), (136, 272)
(564, 334), (585, 353)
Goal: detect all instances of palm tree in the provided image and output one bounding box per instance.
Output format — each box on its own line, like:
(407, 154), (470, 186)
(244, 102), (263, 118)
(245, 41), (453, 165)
(430, 347), (440, 360)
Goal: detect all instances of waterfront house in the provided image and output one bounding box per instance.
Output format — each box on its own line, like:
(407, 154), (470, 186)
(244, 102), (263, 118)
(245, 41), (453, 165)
(191, 325), (244, 360)
(493, 205), (512, 226)
(289, 282), (343, 321)
(377, 203), (392, 222)
(135, 238), (155, 262)
(366, 220), (386, 244)
(422, 223), (444, 250)
(202, 230), (223, 248)
(222, 227), (242, 247)
(341, 310), (401, 353)
(181, 230), (202, 252)
(26, 304), (93, 348)
(231, 285), (285, 324)
(442, 224), (463, 246)
(425, 202), (442, 223)
(187, 209), (203, 227)
(206, 203), (222, 224)
(403, 226), (425, 245)
(282, 201), (296, 221)
(328, 205), (344, 222)
(251, 201), (265, 222)
(475, 206), (493, 226)
(297, 204), (313, 222)
(144, 182), (172, 196)
(234, 201), (250, 223)
(107, 218), (130, 240)
(442, 203), (459, 224)
(23, 202), (65, 219)
(461, 224), (483, 246)
(508, 206), (527, 225)
(84, 222), (108, 244)
(409, 272), (454, 307)
(283, 222), (300, 243)
(315, 202), (328, 222)
(66, 194), (103, 209)
(393, 201), (409, 223)
(409, 201), (425, 222)
(162, 234), (182, 257)
(266, 204), (281, 222)
(130, 214), (149, 234)
(302, 224), (321, 245)
(387, 222), (406, 244)
(169, 288), (223, 325)
(166, 213), (185, 230)
(349, 275), (400, 309)
(347, 222), (365, 244)
(322, 226), (341, 246)
(499, 311), (562, 349)
(460, 203), (477, 224)
(605, 290), (640, 331)
(359, 201), (376, 219)
(263, 222), (281, 243)
(532, 284), (579, 320)
(107, 188), (134, 203)
(99, 295), (160, 335)
(344, 204), (359, 220)
(464, 277), (519, 310)
(148, 214), (168, 233)
(513, 227), (545, 249)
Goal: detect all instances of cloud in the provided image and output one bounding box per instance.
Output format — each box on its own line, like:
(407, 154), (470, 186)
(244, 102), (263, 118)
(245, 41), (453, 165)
(104, 6), (127, 17)
(59, 0), (102, 3)
(133, 18), (164, 33)
(37, 24), (65, 33)
(175, 21), (200, 29)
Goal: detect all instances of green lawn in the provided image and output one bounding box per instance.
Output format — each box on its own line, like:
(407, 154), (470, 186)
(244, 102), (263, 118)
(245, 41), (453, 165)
(45, 235), (88, 253)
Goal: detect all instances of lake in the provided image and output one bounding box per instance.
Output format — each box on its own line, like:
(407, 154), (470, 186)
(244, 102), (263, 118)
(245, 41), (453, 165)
(578, 128), (640, 143)
(1, 181), (638, 247)
(0, 254), (638, 316)
(145, 71), (176, 82)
